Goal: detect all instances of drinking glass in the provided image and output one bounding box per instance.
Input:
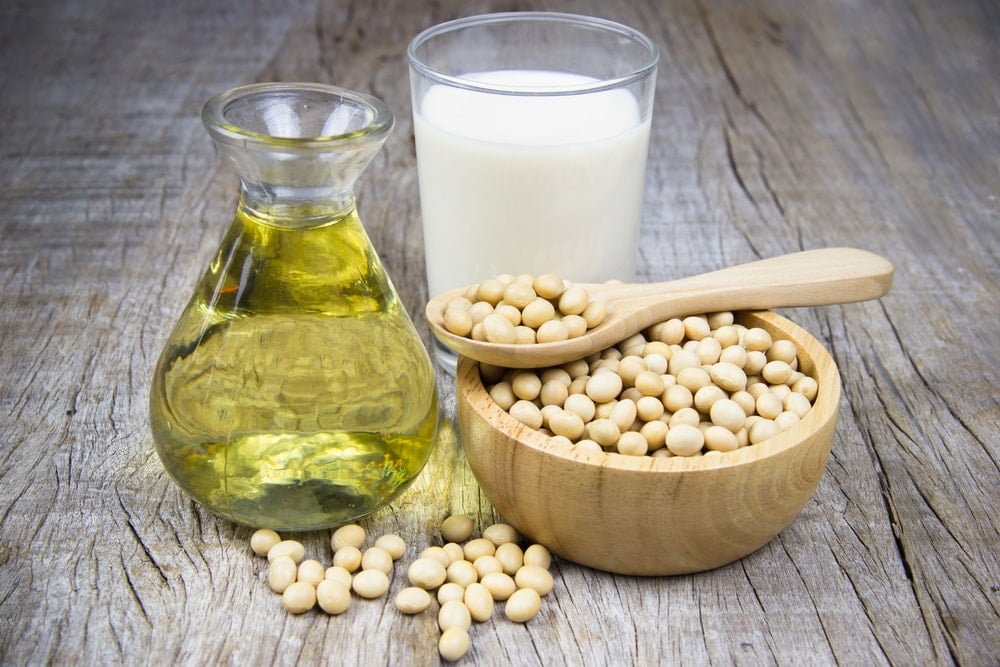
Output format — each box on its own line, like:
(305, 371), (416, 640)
(408, 12), (658, 372)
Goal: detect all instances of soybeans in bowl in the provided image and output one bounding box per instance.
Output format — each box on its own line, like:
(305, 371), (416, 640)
(456, 310), (840, 575)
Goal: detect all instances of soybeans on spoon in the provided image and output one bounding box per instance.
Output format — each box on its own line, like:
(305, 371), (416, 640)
(425, 247), (894, 369)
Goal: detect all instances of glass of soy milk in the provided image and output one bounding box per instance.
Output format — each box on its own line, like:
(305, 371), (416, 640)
(408, 12), (659, 371)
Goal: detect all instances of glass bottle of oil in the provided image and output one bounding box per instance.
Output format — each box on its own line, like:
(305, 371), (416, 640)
(150, 83), (438, 531)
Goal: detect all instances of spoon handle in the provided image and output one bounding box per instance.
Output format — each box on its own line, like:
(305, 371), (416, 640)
(598, 247), (894, 326)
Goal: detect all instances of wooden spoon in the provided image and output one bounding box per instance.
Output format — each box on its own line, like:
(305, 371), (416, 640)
(425, 247), (894, 369)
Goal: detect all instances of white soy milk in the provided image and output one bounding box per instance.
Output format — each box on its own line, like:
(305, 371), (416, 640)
(414, 70), (651, 297)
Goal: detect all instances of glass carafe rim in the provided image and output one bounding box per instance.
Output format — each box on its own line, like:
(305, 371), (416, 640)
(201, 81), (394, 149)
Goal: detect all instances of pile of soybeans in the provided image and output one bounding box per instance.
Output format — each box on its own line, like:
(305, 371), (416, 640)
(250, 516), (553, 662)
(476, 307), (818, 457)
(441, 272), (607, 344)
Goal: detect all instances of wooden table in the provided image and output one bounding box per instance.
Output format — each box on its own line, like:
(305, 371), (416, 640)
(2, 0), (997, 664)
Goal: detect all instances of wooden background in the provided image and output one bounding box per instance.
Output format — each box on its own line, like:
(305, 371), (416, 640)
(1, 0), (997, 664)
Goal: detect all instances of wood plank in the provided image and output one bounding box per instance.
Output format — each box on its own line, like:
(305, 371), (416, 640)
(1, 0), (996, 664)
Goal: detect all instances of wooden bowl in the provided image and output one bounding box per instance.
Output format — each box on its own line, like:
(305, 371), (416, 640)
(456, 310), (841, 575)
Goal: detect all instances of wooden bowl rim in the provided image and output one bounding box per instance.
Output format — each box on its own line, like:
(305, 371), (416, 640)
(457, 310), (841, 474)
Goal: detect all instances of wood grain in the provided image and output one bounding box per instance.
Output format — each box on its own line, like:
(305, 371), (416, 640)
(1, 0), (997, 665)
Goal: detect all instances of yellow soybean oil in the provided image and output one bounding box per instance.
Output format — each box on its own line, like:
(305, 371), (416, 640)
(149, 204), (438, 531)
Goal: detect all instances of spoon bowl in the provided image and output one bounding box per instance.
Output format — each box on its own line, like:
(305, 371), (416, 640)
(426, 247), (893, 368)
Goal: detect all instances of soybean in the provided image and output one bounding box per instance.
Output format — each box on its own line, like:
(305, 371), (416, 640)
(442, 542), (466, 565)
(374, 534), (406, 561)
(443, 308), (473, 337)
(394, 586), (432, 615)
(483, 313), (517, 344)
(324, 566), (353, 589)
(361, 547), (394, 574)
(522, 544), (552, 570)
(268, 540), (305, 564)
(480, 571), (517, 601)
(511, 371), (542, 401)
(509, 400), (543, 429)
(586, 372), (623, 403)
(462, 538), (496, 562)
(666, 423), (704, 457)
(446, 559), (479, 587)
(408, 557), (448, 590)
(536, 319), (570, 343)
(282, 581), (316, 614)
(550, 409), (586, 440)
(617, 431), (649, 456)
(331, 524), (365, 551)
(297, 559), (326, 586)
(438, 599), (472, 632)
(333, 546), (363, 572)
(515, 565), (555, 596)
(704, 425), (739, 452)
(464, 582), (495, 622)
(316, 579), (351, 615)
(436, 582), (466, 605)
(352, 569), (390, 599)
(710, 399), (747, 432)
(533, 274), (565, 299)
(250, 528), (281, 557)
(558, 285), (589, 315)
(438, 627), (471, 662)
(472, 555), (504, 580)
(495, 542), (524, 575)
(420, 546), (452, 568)
(505, 588), (542, 623)
(267, 555), (298, 593)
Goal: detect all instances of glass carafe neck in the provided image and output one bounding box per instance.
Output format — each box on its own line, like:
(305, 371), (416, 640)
(202, 82), (394, 224)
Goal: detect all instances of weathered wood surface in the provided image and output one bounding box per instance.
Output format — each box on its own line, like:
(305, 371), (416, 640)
(1, 0), (997, 664)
